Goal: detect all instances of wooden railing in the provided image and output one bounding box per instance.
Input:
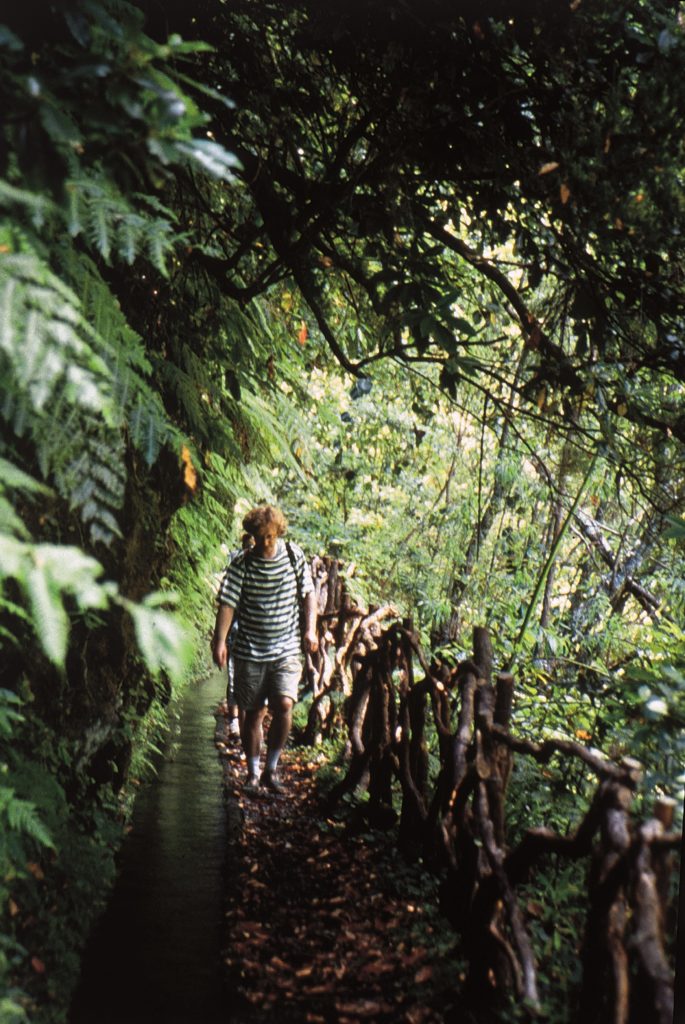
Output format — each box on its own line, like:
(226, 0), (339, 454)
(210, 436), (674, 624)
(301, 556), (681, 1022)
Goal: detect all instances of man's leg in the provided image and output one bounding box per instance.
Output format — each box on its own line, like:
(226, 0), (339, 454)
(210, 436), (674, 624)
(260, 695), (293, 792)
(233, 658), (267, 789)
(227, 659), (240, 737)
(265, 695), (294, 762)
(241, 707), (267, 783)
(261, 651), (301, 791)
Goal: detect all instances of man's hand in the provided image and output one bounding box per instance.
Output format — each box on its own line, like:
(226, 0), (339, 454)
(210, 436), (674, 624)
(304, 629), (319, 654)
(303, 592), (319, 654)
(212, 604), (235, 669)
(212, 636), (228, 669)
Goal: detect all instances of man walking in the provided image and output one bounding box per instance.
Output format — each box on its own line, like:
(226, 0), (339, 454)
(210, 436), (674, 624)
(225, 532), (254, 738)
(212, 505), (318, 793)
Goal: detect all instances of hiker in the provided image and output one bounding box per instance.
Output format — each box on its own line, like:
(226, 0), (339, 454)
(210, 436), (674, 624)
(211, 505), (318, 793)
(225, 532), (255, 738)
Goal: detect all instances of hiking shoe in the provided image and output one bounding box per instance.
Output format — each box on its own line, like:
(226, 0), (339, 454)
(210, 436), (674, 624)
(243, 773), (260, 795)
(260, 769), (285, 794)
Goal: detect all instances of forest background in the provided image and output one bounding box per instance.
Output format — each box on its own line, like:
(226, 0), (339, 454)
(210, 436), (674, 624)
(0, 0), (683, 1021)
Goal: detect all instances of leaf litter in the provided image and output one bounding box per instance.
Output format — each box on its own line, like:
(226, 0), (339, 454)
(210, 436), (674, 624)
(215, 707), (458, 1023)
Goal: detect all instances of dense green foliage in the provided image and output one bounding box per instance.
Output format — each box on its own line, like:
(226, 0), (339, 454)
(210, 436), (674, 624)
(0, 2), (308, 1016)
(0, 0), (683, 1020)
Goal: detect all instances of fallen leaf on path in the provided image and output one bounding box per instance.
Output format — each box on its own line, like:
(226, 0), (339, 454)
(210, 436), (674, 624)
(359, 958), (396, 978)
(335, 999), (393, 1016)
(270, 955), (292, 971)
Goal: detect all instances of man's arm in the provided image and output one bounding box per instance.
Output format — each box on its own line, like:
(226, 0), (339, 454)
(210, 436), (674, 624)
(303, 590), (318, 654)
(212, 604), (235, 669)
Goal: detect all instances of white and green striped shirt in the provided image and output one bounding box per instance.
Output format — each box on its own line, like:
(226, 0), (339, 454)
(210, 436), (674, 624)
(218, 539), (313, 661)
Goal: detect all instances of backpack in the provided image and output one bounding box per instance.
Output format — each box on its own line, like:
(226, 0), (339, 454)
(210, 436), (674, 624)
(285, 541), (307, 642)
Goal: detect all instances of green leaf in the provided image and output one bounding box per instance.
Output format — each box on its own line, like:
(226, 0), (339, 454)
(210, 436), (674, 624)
(0, 24), (24, 51)
(431, 321), (457, 351)
(0, 458), (51, 495)
(170, 67), (235, 109)
(167, 35), (216, 55)
(125, 598), (193, 682)
(6, 795), (55, 849)
(39, 101), (83, 145)
(664, 515), (685, 542)
(0, 178), (56, 217)
(176, 139), (241, 180)
(0, 534), (25, 576)
(24, 563), (68, 665)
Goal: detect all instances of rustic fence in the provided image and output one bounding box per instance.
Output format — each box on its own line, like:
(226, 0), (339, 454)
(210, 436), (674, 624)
(300, 556), (681, 1022)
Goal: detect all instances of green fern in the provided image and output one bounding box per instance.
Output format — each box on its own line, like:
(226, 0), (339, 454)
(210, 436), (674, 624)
(62, 429), (126, 545)
(61, 246), (180, 465)
(128, 393), (168, 466)
(0, 178), (57, 229)
(0, 459), (49, 538)
(0, 251), (113, 417)
(239, 389), (310, 481)
(0, 689), (23, 739)
(64, 170), (180, 275)
(0, 696), (55, 864)
(88, 192), (112, 262)
(0, 243), (182, 543)
(117, 214), (147, 265)
(3, 791), (55, 850)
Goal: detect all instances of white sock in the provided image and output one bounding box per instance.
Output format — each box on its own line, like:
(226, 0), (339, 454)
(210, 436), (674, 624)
(248, 756), (260, 777)
(265, 749), (281, 773)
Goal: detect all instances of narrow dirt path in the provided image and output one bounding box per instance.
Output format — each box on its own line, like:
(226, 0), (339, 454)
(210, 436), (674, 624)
(214, 706), (459, 1024)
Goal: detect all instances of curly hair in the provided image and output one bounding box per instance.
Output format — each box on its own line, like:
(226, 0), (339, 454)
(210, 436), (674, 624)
(242, 504), (287, 538)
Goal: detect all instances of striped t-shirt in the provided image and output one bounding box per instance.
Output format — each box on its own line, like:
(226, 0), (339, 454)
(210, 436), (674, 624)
(218, 539), (313, 661)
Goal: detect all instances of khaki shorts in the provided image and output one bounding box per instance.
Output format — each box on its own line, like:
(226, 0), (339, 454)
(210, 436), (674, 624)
(233, 654), (302, 711)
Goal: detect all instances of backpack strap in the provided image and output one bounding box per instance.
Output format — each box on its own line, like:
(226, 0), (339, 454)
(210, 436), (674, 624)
(284, 541), (301, 590)
(285, 541), (306, 634)
(234, 547), (254, 624)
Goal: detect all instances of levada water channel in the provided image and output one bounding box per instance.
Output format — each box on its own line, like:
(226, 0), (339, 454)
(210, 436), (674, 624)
(70, 670), (233, 1024)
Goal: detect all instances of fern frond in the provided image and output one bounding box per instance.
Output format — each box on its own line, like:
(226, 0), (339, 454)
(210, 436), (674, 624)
(131, 192), (178, 221)
(3, 791), (55, 849)
(66, 171), (180, 273)
(147, 219), (174, 276)
(117, 214), (146, 265)
(0, 251), (113, 415)
(0, 595), (30, 625)
(88, 193), (112, 262)
(1, 245), (182, 541)
(0, 177), (57, 228)
(0, 690), (24, 738)
(0, 459), (51, 538)
(0, 532), (114, 664)
(239, 389), (310, 482)
(66, 180), (84, 237)
(0, 457), (51, 496)
(60, 246), (178, 465)
(61, 428), (126, 544)
(128, 392), (176, 466)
